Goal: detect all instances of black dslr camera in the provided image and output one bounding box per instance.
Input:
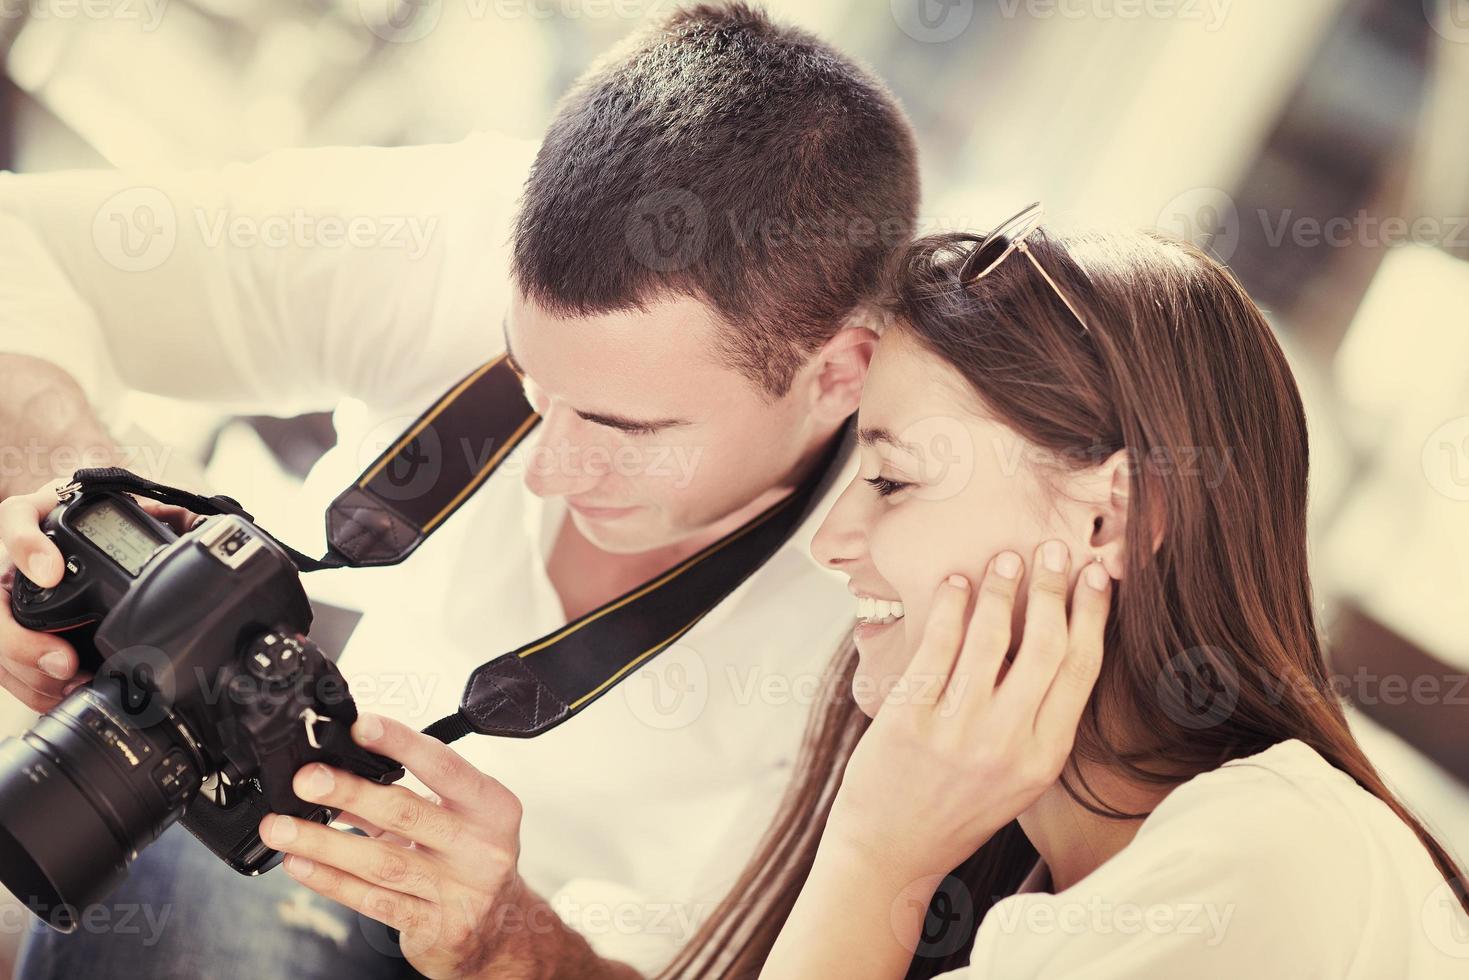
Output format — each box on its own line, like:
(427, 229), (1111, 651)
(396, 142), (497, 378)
(0, 483), (404, 931)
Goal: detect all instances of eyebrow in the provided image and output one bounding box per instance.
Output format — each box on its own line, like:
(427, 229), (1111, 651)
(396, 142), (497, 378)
(858, 426), (920, 456)
(502, 318), (693, 434)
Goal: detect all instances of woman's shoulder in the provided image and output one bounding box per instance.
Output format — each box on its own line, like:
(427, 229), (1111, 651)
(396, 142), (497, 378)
(1133, 739), (1430, 881)
(957, 740), (1468, 979)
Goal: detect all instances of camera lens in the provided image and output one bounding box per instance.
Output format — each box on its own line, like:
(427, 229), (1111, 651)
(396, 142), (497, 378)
(0, 675), (205, 931)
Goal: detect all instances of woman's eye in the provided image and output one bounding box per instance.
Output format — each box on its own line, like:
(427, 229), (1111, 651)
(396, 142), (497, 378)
(863, 476), (911, 498)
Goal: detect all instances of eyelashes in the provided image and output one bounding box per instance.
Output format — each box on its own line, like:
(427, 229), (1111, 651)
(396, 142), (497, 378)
(864, 476), (912, 497)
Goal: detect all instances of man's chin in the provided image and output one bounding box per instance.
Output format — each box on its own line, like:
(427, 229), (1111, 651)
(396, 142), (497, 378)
(569, 510), (669, 555)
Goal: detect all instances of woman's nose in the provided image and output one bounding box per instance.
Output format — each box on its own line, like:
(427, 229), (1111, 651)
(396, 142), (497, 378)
(810, 478), (869, 570)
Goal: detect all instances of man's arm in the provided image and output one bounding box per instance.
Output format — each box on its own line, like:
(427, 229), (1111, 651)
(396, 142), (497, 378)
(0, 134), (533, 420)
(0, 134), (533, 708)
(0, 354), (119, 497)
(470, 876), (644, 980)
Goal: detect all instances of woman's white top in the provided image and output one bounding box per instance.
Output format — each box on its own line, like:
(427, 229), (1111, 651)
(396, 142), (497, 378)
(947, 739), (1469, 979)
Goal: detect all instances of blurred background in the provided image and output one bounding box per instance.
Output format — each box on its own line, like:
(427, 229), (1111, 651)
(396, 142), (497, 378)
(1, 0), (1467, 967)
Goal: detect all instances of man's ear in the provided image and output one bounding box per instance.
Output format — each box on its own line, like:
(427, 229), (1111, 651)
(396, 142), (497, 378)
(1078, 448), (1165, 581)
(801, 323), (879, 424)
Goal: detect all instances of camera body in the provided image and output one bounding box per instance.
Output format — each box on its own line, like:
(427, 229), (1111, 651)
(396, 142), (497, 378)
(1, 486), (403, 930)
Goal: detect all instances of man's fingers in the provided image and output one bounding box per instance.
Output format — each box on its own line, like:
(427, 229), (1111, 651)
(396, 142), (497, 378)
(0, 485), (65, 586)
(293, 765), (468, 853)
(333, 811), (415, 849)
(261, 815), (448, 903)
(1035, 560), (1112, 741)
(0, 601), (79, 695)
(0, 667), (62, 713)
(136, 501), (200, 535)
(350, 713), (509, 811)
(277, 847), (439, 940)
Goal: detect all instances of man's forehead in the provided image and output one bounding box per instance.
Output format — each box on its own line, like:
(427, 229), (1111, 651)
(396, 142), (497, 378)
(503, 293), (748, 426)
(505, 292), (723, 362)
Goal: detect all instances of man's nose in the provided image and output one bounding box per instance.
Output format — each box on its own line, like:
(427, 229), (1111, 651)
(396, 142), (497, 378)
(810, 478), (869, 570)
(522, 404), (603, 499)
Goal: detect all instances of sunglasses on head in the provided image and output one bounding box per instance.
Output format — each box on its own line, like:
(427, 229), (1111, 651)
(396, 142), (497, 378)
(958, 202), (1091, 335)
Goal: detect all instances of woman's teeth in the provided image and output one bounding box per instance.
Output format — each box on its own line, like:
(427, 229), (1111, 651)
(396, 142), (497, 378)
(856, 595), (905, 626)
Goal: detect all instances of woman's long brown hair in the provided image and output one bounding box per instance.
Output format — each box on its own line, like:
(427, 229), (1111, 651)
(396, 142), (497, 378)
(656, 228), (1469, 979)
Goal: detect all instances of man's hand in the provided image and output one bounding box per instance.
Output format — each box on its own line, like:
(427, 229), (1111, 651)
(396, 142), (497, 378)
(0, 479), (198, 712)
(0, 480), (83, 710)
(261, 713), (598, 980)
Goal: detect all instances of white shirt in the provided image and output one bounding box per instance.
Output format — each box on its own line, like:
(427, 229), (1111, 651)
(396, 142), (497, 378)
(950, 739), (1469, 979)
(0, 134), (859, 974)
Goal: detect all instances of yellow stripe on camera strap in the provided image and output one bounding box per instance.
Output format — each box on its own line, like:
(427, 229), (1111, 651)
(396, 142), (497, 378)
(321, 357), (846, 741)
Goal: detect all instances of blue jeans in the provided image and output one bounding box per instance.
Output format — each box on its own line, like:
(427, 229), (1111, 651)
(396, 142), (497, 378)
(16, 824), (427, 980)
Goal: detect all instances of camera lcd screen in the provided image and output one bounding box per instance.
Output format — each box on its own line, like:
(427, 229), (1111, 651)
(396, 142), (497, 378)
(73, 498), (164, 577)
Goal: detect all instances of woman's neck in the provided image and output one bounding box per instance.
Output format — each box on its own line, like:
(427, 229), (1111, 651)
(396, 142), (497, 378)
(1017, 761), (1178, 892)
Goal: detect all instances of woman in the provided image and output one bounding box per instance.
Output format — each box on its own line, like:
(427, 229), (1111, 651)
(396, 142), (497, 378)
(659, 206), (1469, 978)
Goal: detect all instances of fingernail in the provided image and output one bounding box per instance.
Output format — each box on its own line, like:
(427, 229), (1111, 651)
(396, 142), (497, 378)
(27, 553), (60, 584)
(301, 766), (334, 799)
(38, 651), (73, 680)
(1084, 562), (1110, 590)
(1042, 540), (1068, 573)
(285, 855), (314, 879)
(993, 552), (1021, 579)
(946, 574), (969, 590)
(354, 714), (384, 744)
(267, 815), (298, 845)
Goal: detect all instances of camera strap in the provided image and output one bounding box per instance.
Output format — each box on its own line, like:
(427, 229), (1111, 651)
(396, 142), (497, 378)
(70, 355), (848, 745)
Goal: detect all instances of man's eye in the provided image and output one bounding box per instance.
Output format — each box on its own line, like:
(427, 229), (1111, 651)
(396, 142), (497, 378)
(863, 476), (911, 497)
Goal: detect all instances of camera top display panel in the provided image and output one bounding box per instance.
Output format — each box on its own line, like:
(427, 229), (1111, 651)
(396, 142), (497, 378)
(71, 497), (167, 577)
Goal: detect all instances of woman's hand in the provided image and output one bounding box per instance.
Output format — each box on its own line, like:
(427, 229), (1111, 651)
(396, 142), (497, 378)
(761, 540), (1111, 980)
(826, 539), (1112, 882)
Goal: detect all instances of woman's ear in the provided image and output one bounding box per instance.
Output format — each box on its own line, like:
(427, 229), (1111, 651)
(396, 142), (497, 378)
(1079, 448), (1164, 581)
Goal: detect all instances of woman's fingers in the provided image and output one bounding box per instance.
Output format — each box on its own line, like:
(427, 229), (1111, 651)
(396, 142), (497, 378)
(994, 540), (1073, 716)
(1034, 559), (1111, 743)
(887, 574), (971, 711)
(952, 551), (1023, 695)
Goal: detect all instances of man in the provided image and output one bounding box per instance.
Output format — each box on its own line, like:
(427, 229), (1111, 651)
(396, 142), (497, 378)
(0, 4), (918, 977)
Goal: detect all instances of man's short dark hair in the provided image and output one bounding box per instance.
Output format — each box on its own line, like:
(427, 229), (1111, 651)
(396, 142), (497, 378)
(512, 2), (920, 398)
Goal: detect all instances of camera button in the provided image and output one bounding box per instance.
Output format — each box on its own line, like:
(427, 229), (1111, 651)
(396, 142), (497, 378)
(63, 556), (83, 579)
(151, 750), (191, 805)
